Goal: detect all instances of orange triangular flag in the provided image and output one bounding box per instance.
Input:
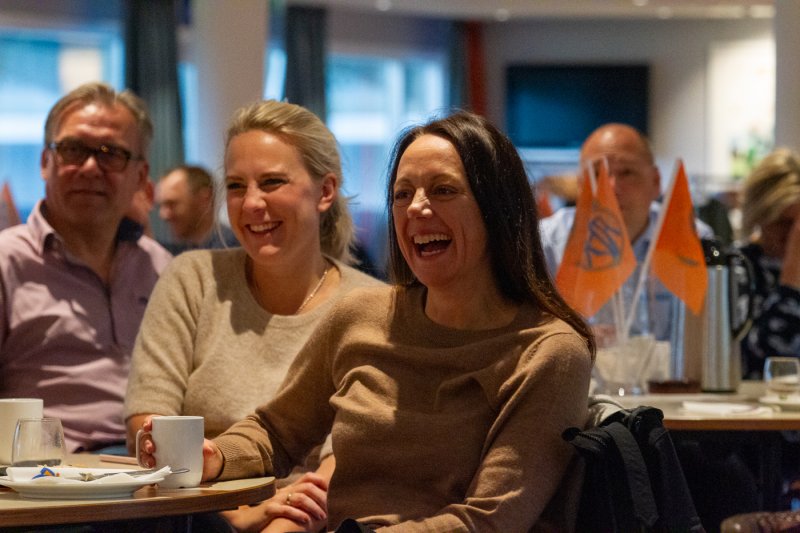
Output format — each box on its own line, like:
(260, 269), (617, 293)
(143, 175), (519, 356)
(650, 161), (707, 315)
(0, 182), (21, 230)
(556, 164), (637, 317)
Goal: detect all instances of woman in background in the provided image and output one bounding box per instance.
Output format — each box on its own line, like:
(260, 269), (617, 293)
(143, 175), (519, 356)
(143, 111), (594, 531)
(126, 100), (382, 532)
(738, 148), (800, 378)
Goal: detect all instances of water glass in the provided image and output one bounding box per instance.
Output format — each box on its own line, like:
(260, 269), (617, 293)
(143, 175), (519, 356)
(764, 357), (800, 400)
(594, 334), (656, 396)
(11, 417), (66, 467)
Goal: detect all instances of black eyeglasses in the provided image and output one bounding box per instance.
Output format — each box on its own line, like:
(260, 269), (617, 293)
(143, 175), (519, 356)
(47, 140), (140, 172)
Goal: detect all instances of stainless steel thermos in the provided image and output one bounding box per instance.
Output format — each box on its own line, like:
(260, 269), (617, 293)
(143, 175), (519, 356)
(680, 239), (754, 392)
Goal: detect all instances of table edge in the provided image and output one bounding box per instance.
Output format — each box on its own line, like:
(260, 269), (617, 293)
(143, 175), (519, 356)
(0, 477), (275, 527)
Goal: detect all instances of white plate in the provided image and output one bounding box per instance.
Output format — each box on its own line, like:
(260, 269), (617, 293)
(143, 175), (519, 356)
(759, 396), (800, 411)
(680, 401), (764, 415)
(0, 467), (166, 499)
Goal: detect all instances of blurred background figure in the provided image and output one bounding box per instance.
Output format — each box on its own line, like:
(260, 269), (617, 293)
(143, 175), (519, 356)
(540, 123), (713, 344)
(738, 148), (800, 378)
(126, 178), (155, 237)
(0, 182), (22, 230)
(157, 164), (236, 254)
(538, 173), (579, 208)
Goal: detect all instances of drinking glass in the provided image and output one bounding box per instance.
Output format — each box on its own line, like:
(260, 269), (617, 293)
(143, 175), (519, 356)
(764, 357), (800, 400)
(11, 417), (65, 467)
(594, 334), (656, 396)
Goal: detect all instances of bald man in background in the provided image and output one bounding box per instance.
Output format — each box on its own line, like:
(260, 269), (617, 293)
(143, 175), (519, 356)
(540, 123), (713, 343)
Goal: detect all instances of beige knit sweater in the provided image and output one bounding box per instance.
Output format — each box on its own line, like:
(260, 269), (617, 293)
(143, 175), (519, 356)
(124, 248), (383, 438)
(214, 284), (592, 532)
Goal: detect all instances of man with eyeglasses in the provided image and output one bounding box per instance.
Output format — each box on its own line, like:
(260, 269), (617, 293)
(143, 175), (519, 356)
(0, 82), (172, 453)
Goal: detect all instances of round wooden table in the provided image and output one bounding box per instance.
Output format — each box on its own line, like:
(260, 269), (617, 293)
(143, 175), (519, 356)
(0, 455), (275, 529)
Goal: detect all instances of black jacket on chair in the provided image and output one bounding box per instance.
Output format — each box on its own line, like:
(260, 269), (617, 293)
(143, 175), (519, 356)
(563, 405), (705, 532)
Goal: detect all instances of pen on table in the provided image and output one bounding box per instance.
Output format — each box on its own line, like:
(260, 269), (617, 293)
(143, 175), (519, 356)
(98, 454), (139, 465)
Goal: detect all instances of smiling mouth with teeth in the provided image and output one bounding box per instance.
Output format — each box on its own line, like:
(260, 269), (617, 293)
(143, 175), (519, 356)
(414, 233), (451, 256)
(249, 222), (280, 233)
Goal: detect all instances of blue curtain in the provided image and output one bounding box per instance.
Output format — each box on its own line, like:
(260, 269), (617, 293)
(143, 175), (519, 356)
(124, 0), (184, 179)
(285, 6), (327, 121)
(448, 21), (468, 110)
(124, 0), (184, 243)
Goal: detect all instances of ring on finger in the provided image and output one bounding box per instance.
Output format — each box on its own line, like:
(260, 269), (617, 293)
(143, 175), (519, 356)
(286, 492), (293, 506)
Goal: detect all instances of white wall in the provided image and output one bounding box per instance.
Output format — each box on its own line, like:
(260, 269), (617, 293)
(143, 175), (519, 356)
(191, 0), (267, 175)
(774, 0), (800, 153)
(482, 17), (773, 182)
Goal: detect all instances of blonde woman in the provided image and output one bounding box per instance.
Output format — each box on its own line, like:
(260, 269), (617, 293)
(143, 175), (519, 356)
(126, 100), (382, 531)
(739, 147), (800, 378)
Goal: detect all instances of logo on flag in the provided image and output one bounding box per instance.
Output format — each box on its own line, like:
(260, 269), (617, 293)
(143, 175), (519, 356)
(580, 203), (628, 271)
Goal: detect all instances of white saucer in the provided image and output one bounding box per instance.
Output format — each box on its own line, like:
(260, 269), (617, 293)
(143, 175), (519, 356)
(0, 467), (167, 499)
(0, 476), (164, 499)
(759, 396), (800, 411)
(681, 401), (763, 415)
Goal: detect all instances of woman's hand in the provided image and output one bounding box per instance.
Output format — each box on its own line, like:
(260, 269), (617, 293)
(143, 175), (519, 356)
(136, 416), (223, 481)
(135, 415), (156, 468)
(220, 472), (329, 532)
(201, 439), (224, 481)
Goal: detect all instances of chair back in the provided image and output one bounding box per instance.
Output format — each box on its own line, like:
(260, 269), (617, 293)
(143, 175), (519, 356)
(563, 402), (705, 532)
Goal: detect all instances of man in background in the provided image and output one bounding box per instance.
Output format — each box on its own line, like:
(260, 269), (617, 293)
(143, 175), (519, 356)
(126, 178), (156, 237)
(540, 123), (713, 342)
(157, 165), (236, 254)
(0, 82), (172, 453)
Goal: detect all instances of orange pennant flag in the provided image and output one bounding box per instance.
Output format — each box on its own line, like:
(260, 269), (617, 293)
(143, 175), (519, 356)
(0, 182), (21, 230)
(650, 161), (707, 315)
(556, 164), (637, 317)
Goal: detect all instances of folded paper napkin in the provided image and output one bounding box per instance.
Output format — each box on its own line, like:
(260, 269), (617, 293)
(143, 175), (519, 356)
(681, 401), (771, 416)
(5, 466), (171, 484)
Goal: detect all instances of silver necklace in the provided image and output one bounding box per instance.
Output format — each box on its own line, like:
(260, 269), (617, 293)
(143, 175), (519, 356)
(295, 265), (330, 314)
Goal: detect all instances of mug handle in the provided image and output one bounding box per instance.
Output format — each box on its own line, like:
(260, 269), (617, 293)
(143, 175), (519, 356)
(727, 248), (755, 342)
(135, 428), (154, 468)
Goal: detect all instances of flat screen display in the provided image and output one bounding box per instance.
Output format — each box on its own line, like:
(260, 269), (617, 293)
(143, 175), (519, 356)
(506, 64), (649, 148)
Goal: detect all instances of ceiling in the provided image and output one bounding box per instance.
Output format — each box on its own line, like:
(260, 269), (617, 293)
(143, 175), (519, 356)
(288, 0), (775, 21)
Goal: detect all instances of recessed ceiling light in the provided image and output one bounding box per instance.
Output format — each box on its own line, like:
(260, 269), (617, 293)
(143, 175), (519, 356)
(632, 0), (649, 7)
(375, 0), (391, 12)
(495, 8), (510, 21)
(657, 6), (673, 19)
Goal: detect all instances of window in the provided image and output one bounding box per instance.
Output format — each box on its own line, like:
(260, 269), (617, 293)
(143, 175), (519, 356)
(0, 22), (123, 221)
(326, 53), (447, 269)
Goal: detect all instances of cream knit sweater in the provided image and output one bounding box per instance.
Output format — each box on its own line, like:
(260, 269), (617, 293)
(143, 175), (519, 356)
(125, 248), (383, 438)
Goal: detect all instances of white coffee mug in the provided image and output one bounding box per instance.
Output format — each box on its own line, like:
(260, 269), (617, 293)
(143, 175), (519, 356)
(136, 416), (204, 488)
(0, 399), (44, 464)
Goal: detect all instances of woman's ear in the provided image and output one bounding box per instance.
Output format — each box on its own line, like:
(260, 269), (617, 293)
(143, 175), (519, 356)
(318, 173), (337, 213)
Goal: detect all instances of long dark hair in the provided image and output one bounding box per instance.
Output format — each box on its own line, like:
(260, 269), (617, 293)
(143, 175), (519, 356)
(386, 111), (595, 354)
